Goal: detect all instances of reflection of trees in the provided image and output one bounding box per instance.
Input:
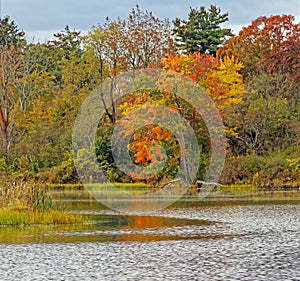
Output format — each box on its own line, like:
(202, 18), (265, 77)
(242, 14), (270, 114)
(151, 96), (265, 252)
(120, 215), (164, 242)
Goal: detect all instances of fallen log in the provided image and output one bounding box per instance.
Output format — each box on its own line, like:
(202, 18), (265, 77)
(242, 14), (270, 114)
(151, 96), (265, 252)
(196, 180), (223, 190)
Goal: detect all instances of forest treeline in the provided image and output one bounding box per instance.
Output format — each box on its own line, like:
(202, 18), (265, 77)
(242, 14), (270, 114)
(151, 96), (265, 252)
(0, 5), (299, 188)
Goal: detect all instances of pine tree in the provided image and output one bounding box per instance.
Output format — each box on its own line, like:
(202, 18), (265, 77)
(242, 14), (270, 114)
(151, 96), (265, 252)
(173, 5), (232, 55)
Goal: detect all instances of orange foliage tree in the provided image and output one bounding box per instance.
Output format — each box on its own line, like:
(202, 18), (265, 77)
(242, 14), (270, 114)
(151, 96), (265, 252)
(117, 91), (182, 184)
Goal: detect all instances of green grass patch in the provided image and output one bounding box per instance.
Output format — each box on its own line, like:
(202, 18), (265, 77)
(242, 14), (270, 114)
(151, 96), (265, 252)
(85, 182), (153, 195)
(48, 182), (149, 191)
(217, 184), (258, 194)
(0, 209), (86, 226)
(47, 183), (84, 190)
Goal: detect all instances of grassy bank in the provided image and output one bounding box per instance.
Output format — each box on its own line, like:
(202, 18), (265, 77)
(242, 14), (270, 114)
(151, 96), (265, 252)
(47, 181), (300, 194)
(48, 182), (149, 191)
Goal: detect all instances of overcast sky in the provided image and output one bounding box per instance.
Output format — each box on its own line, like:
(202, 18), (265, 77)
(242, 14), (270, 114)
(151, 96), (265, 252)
(1, 0), (300, 42)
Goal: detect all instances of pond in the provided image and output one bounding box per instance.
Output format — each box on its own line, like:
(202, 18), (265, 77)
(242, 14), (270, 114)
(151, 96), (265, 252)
(0, 188), (299, 280)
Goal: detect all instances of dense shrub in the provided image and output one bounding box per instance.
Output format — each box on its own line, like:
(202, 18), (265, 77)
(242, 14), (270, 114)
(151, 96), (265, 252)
(220, 148), (300, 188)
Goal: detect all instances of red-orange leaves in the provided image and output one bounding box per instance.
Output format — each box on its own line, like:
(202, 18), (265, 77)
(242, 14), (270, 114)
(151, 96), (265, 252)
(162, 53), (218, 83)
(129, 125), (173, 164)
(218, 14), (300, 79)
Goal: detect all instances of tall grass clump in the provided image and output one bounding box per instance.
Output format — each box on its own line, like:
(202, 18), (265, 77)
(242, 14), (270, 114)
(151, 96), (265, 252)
(0, 179), (52, 211)
(0, 180), (85, 226)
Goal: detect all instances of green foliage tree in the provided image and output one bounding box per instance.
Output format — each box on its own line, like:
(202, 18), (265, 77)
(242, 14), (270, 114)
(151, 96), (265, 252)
(173, 5), (232, 55)
(232, 73), (300, 154)
(27, 43), (65, 85)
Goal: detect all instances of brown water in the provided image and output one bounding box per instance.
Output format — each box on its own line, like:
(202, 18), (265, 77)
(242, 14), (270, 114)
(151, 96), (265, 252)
(0, 189), (299, 280)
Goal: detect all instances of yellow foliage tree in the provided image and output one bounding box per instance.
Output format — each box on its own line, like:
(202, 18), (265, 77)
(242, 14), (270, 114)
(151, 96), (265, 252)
(202, 56), (245, 108)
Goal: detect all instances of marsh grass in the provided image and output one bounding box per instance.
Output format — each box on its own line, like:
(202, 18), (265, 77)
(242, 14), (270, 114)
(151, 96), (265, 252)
(0, 209), (85, 226)
(0, 180), (52, 211)
(0, 180), (87, 226)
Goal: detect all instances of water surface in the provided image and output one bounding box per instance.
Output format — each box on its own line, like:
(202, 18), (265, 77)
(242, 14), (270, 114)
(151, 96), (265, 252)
(0, 189), (299, 280)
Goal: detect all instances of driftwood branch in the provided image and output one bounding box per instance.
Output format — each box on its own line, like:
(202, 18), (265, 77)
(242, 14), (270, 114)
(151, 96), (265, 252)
(159, 178), (183, 189)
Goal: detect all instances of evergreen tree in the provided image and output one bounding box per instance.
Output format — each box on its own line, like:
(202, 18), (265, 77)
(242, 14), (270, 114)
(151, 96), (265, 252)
(49, 25), (83, 58)
(173, 5), (232, 55)
(0, 16), (26, 47)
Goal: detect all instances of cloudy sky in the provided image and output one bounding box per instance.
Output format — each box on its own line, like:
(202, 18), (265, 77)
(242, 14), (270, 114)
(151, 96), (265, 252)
(1, 0), (300, 42)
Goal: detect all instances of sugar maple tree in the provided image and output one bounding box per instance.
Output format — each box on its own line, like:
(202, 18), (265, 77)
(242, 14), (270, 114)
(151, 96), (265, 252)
(161, 53), (218, 82)
(117, 91), (181, 183)
(202, 56), (245, 137)
(202, 56), (245, 109)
